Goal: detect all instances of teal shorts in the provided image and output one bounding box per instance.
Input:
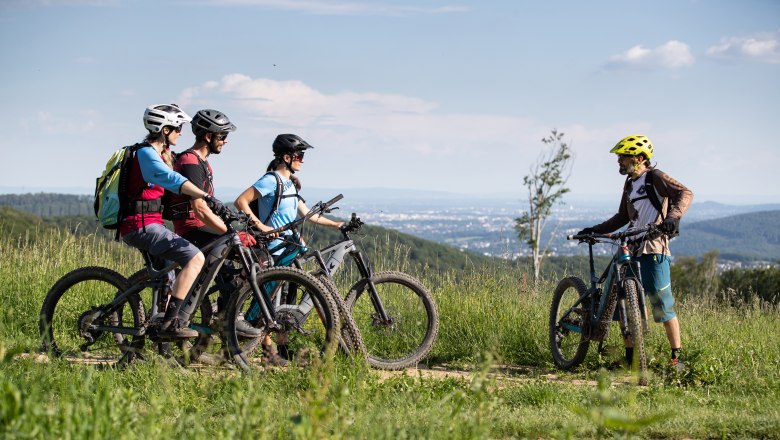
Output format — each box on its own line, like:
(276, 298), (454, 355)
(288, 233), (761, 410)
(609, 254), (677, 323)
(636, 253), (676, 323)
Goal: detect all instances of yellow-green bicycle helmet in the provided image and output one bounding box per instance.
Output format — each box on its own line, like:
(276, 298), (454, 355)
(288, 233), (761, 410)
(610, 134), (654, 159)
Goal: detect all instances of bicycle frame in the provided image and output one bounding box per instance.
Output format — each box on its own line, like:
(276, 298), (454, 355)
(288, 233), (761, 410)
(294, 216), (395, 325)
(560, 227), (651, 340)
(82, 213), (284, 342)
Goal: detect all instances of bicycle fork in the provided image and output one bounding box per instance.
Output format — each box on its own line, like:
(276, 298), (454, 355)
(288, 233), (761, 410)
(351, 250), (394, 325)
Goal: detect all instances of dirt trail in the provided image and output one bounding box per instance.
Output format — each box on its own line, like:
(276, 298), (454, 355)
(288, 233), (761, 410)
(16, 352), (636, 387)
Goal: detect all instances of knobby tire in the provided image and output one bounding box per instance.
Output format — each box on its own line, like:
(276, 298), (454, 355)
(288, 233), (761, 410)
(40, 266), (145, 363)
(549, 276), (590, 370)
(225, 266), (339, 372)
(345, 271), (439, 370)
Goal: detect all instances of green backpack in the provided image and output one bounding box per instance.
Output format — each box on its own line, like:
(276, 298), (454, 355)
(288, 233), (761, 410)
(93, 143), (144, 231)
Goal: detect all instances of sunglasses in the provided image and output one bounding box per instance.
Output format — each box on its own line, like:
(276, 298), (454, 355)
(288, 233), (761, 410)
(292, 152), (305, 161)
(172, 125), (183, 133)
(215, 133), (228, 141)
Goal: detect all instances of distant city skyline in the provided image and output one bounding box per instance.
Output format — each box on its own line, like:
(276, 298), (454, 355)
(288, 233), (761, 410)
(1, 1), (778, 204)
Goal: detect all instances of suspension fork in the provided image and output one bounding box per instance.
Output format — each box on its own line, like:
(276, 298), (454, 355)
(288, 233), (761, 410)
(627, 260), (649, 329)
(350, 250), (393, 323)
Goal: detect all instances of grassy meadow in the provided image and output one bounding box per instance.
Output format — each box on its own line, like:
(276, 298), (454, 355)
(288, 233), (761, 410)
(1, 225), (779, 438)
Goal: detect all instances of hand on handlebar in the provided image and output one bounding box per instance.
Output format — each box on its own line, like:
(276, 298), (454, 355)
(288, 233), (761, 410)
(203, 195), (229, 217)
(659, 217), (680, 235)
(576, 227), (596, 237)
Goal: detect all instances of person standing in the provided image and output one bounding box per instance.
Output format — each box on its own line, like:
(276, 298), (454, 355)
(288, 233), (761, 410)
(578, 134), (693, 369)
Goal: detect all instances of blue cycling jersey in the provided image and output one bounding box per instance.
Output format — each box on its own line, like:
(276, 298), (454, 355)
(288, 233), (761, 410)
(252, 171), (299, 252)
(136, 146), (188, 194)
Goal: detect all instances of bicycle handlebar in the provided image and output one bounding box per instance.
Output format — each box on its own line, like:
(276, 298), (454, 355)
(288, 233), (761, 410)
(339, 213), (364, 235)
(252, 194), (344, 239)
(567, 223), (660, 242)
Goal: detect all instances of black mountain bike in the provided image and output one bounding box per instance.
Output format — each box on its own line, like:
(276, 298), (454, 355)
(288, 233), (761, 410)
(40, 205), (343, 371)
(246, 195), (440, 370)
(549, 224), (661, 385)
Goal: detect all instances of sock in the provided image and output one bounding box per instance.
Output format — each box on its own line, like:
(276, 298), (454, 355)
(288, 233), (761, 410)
(164, 297), (183, 322)
(625, 347), (634, 364)
(671, 348), (681, 360)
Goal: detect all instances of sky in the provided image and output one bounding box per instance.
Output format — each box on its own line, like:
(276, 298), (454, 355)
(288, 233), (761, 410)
(1, 0), (778, 205)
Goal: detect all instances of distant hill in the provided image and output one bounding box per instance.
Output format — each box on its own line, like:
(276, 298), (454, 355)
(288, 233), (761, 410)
(0, 193), (93, 218)
(3, 192), (779, 263)
(673, 210), (780, 262)
(0, 206), (57, 237)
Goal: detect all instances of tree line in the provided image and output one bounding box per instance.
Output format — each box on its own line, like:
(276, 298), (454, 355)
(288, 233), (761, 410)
(0, 193), (93, 218)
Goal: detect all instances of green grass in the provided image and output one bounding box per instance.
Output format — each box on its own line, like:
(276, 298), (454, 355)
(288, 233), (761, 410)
(2, 225), (780, 438)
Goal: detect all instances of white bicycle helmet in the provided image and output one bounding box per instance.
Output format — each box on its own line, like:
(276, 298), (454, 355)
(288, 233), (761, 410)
(143, 103), (192, 133)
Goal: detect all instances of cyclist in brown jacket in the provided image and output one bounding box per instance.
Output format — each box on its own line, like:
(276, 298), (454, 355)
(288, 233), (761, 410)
(578, 134), (693, 370)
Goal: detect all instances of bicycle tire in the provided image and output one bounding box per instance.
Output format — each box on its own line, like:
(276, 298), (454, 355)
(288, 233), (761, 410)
(345, 271), (439, 370)
(549, 276), (590, 370)
(622, 278), (648, 385)
(593, 283), (619, 342)
(315, 274), (368, 361)
(40, 266), (145, 363)
(225, 266), (339, 372)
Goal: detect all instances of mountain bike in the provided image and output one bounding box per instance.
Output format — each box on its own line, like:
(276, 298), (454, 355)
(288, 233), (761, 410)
(246, 195), (440, 370)
(225, 195), (367, 370)
(549, 224), (661, 385)
(40, 205), (342, 371)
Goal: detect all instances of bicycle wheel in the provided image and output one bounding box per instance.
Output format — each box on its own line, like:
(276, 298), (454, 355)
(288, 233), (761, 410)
(316, 274), (368, 361)
(622, 278), (648, 385)
(225, 267), (339, 372)
(40, 266), (145, 363)
(345, 271), (439, 370)
(549, 276), (590, 369)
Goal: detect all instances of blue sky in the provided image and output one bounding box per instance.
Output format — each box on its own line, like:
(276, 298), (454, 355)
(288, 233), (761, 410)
(1, 0), (778, 204)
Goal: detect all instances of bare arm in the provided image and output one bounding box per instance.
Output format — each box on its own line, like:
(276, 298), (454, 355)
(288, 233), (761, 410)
(190, 197), (227, 234)
(234, 187), (276, 233)
(297, 200), (344, 229)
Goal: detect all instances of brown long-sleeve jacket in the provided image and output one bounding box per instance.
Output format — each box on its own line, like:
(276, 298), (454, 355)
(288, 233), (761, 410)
(591, 167), (693, 255)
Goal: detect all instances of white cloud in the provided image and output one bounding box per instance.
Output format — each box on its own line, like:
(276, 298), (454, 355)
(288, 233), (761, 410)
(606, 40), (695, 71)
(706, 30), (780, 64)
(174, 74), (560, 193)
(206, 0), (469, 15)
(178, 74), (544, 158)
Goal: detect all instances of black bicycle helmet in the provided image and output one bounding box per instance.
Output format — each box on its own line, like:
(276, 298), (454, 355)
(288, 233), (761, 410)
(272, 134), (314, 156)
(191, 109), (237, 136)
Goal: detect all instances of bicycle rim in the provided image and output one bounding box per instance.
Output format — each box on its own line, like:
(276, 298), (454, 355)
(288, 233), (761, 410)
(226, 267), (338, 371)
(40, 266), (144, 363)
(549, 276), (590, 369)
(346, 271), (439, 370)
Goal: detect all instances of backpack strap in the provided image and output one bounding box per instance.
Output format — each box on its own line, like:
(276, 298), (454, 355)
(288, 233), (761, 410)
(176, 150), (213, 194)
(643, 169), (666, 221)
(250, 171), (304, 225)
(626, 169), (665, 220)
(113, 142), (147, 240)
(250, 172), (282, 225)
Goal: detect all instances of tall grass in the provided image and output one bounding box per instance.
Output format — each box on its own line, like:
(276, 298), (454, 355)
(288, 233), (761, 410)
(2, 226), (780, 438)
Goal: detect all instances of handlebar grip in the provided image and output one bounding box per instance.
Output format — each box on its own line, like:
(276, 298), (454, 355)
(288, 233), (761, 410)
(325, 194), (344, 207)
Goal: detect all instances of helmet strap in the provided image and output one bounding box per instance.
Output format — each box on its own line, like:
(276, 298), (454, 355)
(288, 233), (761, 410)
(284, 157), (296, 174)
